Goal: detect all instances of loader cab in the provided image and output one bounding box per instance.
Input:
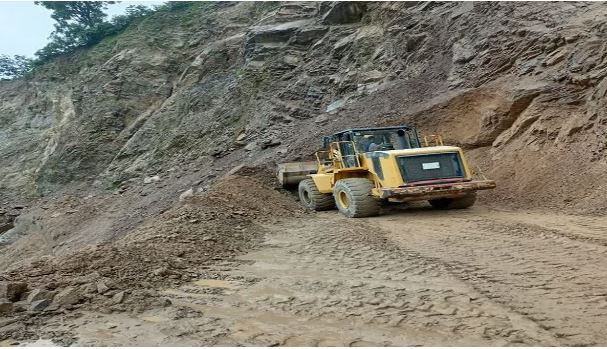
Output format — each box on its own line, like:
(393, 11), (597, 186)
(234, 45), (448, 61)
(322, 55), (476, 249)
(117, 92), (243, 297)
(318, 126), (422, 170)
(326, 126), (421, 153)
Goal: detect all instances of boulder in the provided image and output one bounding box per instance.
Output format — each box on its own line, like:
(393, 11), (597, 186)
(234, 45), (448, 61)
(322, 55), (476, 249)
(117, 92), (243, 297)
(26, 289), (53, 304)
(322, 2), (366, 25)
(53, 287), (82, 306)
(0, 282), (27, 302)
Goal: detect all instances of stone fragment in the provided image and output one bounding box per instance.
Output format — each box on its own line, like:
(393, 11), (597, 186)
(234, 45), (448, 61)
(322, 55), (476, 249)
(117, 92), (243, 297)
(333, 34), (355, 52)
(235, 132), (246, 141)
(542, 49), (566, 67)
(53, 287), (82, 306)
(260, 138), (281, 149)
(283, 55), (300, 66)
(152, 267), (169, 276)
(26, 289), (52, 304)
(326, 97), (348, 113)
(143, 175), (161, 184)
(96, 281), (110, 294)
(244, 141), (257, 151)
(112, 291), (125, 304)
(360, 70), (385, 84)
(452, 41), (476, 64)
(564, 35), (578, 43)
(30, 299), (51, 312)
(179, 188), (194, 202)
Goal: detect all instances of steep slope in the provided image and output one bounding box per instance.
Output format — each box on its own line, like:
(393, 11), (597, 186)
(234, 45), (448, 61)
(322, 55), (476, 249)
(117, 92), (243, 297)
(1, 2), (606, 213)
(1, 1), (607, 262)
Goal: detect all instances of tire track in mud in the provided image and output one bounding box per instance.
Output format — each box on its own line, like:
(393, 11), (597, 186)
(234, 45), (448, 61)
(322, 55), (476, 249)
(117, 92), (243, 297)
(157, 211), (559, 346)
(377, 207), (607, 346)
(27, 206), (602, 346)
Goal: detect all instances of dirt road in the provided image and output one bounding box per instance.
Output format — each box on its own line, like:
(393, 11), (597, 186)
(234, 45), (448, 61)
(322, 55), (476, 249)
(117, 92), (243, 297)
(9, 204), (607, 346)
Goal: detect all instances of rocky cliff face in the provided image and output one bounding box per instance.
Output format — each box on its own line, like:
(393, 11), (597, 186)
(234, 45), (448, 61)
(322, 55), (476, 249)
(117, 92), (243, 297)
(1, 1), (607, 213)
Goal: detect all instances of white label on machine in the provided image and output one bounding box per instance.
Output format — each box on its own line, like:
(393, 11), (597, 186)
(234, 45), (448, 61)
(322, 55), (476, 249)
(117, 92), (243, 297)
(422, 162), (441, 170)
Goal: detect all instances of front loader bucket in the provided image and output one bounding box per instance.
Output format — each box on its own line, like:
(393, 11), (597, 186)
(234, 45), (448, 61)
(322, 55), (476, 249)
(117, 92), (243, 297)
(277, 161), (317, 187)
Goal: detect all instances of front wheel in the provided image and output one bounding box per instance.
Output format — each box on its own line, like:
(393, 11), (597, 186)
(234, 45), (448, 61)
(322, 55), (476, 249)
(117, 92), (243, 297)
(333, 178), (380, 218)
(298, 179), (335, 211)
(429, 193), (477, 209)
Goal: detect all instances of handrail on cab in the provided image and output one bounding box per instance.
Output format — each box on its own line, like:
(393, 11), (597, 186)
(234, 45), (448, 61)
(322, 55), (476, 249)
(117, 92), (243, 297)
(315, 141), (361, 170)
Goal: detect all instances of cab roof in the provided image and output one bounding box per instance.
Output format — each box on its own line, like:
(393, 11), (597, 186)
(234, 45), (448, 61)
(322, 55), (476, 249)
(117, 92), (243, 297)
(332, 126), (417, 137)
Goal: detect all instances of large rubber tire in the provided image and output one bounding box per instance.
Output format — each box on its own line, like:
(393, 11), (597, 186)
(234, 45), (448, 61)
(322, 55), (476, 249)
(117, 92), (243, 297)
(429, 193), (477, 210)
(333, 178), (381, 218)
(298, 179), (335, 211)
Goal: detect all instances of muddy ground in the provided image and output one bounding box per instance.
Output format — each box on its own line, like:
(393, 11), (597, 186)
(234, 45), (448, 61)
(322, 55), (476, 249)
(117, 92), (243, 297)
(2, 191), (607, 346)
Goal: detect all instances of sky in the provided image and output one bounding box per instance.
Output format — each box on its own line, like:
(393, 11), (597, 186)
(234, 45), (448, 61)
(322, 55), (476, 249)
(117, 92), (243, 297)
(0, 1), (164, 57)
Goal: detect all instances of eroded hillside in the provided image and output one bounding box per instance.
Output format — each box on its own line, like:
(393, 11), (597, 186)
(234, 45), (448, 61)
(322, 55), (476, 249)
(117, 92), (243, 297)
(1, 2), (606, 211)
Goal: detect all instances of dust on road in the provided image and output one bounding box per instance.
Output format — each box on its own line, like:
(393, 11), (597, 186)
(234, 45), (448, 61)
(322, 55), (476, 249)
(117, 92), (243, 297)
(15, 204), (607, 346)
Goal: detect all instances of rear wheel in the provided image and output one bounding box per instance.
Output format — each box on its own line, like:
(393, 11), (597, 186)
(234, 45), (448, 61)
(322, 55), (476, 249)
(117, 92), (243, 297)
(298, 179), (335, 211)
(429, 193), (477, 209)
(333, 179), (380, 218)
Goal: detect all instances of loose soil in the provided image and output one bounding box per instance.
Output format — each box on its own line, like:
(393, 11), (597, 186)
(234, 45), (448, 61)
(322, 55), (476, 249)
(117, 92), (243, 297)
(3, 190), (607, 346)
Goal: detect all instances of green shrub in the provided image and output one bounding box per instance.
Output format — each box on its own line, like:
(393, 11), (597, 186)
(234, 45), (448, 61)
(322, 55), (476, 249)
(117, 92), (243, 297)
(34, 2), (156, 64)
(0, 55), (33, 80)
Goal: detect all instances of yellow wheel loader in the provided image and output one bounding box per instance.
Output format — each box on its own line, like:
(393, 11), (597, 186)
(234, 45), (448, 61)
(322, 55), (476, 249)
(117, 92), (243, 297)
(278, 126), (496, 218)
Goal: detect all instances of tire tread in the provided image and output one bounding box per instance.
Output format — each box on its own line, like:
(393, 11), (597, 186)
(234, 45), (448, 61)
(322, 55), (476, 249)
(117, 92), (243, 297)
(333, 178), (380, 218)
(299, 179), (335, 211)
